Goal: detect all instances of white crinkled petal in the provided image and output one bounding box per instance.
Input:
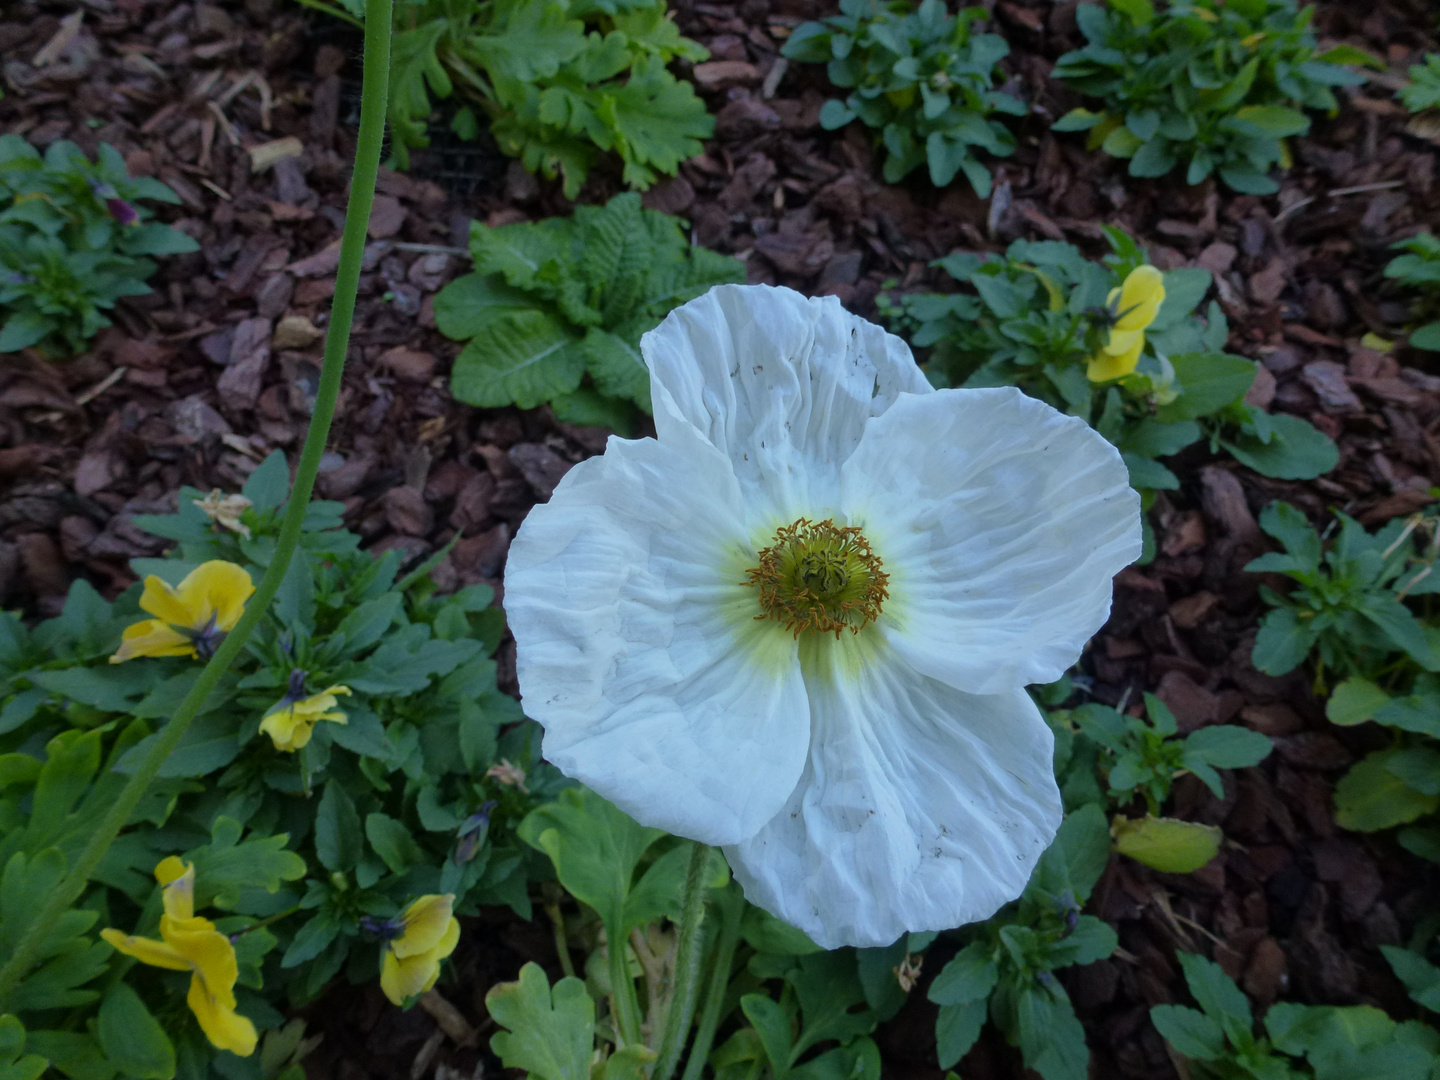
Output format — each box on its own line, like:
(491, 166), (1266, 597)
(725, 639), (1061, 949)
(641, 284), (931, 530)
(504, 425), (811, 847)
(842, 386), (1141, 696)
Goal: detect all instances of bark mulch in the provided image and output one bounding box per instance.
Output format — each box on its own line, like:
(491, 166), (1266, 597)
(3, 0), (1440, 1077)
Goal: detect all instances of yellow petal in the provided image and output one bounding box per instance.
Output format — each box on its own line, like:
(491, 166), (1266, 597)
(1103, 326), (1144, 357)
(392, 895), (456, 958)
(1088, 335), (1144, 382)
(157, 860), (195, 921)
(259, 707), (312, 753)
(100, 928), (193, 972)
(431, 917), (460, 964)
(187, 975), (257, 1056)
(161, 916), (239, 1005)
(1113, 265), (1165, 332)
(380, 950), (440, 1006)
(175, 561), (255, 633)
(110, 619), (193, 663)
(137, 575), (198, 629)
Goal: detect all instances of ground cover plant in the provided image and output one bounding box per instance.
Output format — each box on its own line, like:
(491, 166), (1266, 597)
(2, 0), (1440, 1078)
(779, 0), (1024, 194)
(1051, 0), (1371, 193)
(433, 191), (744, 429)
(308, 0), (712, 192)
(0, 136), (197, 356)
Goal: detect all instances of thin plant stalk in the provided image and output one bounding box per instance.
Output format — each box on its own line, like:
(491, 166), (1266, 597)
(653, 841), (712, 1080)
(678, 883), (744, 1080)
(0, 0), (394, 1011)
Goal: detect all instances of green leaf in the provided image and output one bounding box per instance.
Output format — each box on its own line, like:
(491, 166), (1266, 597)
(518, 786), (665, 935)
(1151, 1005), (1225, 1061)
(1230, 105), (1310, 139)
(1381, 946), (1440, 1012)
(1409, 322), (1440, 351)
(742, 905), (824, 956)
(1223, 412), (1338, 480)
(1335, 751), (1440, 831)
(243, 450), (291, 514)
(1016, 986), (1089, 1080)
(97, 983), (175, 1080)
(935, 1000), (987, 1069)
(819, 98), (857, 130)
(582, 327), (649, 408)
(600, 56), (713, 187)
(1182, 726), (1272, 769)
(449, 310), (585, 409)
(333, 593), (404, 656)
(486, 963), (593, 1080)
(1178, 952), (1251, 1040)
(364, 812), (425, 874)
(1328, 677), (1391, 726)
(1029, 803), (1111, 904)
(315, 782), (362, 873)
(928, 941), (998, 1005)
(1251, 607), (1318, 676)
(1149, 269), (1212, 332)
(741, 994), (794, 1080)
(1109, 0), (1154, 23)
(1112, 816), (1222, 874)
(1155, 353), (1255, 422)
(188, 817), (305, 908)
(433, 273), (536, 340)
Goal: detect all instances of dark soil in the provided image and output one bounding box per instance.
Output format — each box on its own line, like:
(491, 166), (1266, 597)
(4, 0), (1440, 1077)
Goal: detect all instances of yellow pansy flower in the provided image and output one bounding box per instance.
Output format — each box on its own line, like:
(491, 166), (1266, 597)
(100, 859), (258, 1057)
(111, 561), (254, 663)
(378, 894), (460, 1006)
(259, 671), (351, 752)
(1087, 265), (1166, 383)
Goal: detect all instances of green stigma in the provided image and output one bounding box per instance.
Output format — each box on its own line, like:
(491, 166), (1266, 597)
(744, 518), (888, 638)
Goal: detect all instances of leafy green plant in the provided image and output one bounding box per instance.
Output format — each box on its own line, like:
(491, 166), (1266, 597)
(482, 784), (898, 1080)
(1152, 951), (1440, 1079)
(434, 192), (744, 430)
(1383, 233), (1440, 351)
(310, 0), (712, 193)
(925, 804), (1115, 1080)
(0, 136), (198, 356)
(0, 451), (555, 1078)
(878, 230), (1338, 552)
(1400, 53), (1440, 113)
(779, 0), (1024, 194)
(1246, 502), (1440, 682)
(1052, 0), (1371, 194)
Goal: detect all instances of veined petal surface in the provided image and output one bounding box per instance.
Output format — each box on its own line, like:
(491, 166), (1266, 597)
(642, 284), (931, 530)
(842, 387), (1140, 695)
(725, 639), (1061, 949)
(505, 423), (811, 847)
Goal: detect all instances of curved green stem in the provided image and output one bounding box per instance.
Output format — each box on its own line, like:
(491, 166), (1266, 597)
(0, 0), (394, 1012)
(653, 842), (711, 1080)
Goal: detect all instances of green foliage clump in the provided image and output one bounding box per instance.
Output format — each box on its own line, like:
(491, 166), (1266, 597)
(0, 137), (198, 356)
(1245, 501), (1440, 855)
(878, 229), (1337, 550)
(780, 0), (1023, 194)
(434, 192), (744, 431)
(1152, 951), (1440, 1079)
(1051, 0), (1371, 194)
(322, 0), (712, 194)
(1384, 233), (1440, 351)
(1400, 54), (1440, 113)
(925, 805), (1115, 1080)
(484, 784), (896, 1080)
(0, 451), (555, 1078)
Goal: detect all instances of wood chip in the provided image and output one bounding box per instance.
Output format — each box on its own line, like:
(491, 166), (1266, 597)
(247, 136), (304, 173)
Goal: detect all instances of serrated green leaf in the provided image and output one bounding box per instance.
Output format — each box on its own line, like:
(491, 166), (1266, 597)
(486, 963), (593, 1080)
(449, 310), (585, 409)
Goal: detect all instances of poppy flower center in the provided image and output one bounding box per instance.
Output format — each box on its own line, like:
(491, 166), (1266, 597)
(745, 518), (888, 638)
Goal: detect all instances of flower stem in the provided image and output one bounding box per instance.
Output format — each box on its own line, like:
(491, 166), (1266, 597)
(653, 841), (711, 1080)
(678, 883), (744, 1080)
(0, 0), (393, 1012)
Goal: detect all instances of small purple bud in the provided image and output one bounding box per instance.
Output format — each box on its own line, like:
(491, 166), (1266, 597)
(285, 668), (308, 702)
(455, 801), (497, 864)
(106, 198), (139, 226)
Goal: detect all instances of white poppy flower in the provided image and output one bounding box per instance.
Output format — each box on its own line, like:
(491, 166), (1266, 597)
(505, 284), (1141, 948)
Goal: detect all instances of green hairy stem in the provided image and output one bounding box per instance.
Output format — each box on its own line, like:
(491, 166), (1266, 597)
(0, 0), (394, 1010)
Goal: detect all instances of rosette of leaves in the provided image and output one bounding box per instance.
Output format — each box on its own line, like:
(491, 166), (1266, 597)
(314, 0), (712, 193)
(925, 805), (1115, 1080)
(1152, 951), (1440, 1079)
(0, 136), (198, 356)
(878, 229), (1337, 551)
(434, 192), (744, 431)
(1244, 502), (1440, 856)
(0, 452), (558, 1074)
(780, 0), (1024, 194)
(1051, 0), (1372, 194)
(1383, 232), (1440, 351)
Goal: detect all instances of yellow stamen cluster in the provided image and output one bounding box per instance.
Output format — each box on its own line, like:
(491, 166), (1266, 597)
(745, 518), (888, 638)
